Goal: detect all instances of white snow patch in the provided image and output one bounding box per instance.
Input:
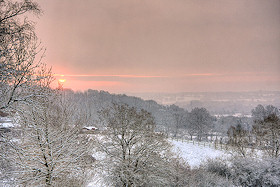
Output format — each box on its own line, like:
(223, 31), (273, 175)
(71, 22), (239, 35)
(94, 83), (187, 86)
(87, 137), (230, 186)
(1, 122), (15, 128)
(170, 139), (228, 168)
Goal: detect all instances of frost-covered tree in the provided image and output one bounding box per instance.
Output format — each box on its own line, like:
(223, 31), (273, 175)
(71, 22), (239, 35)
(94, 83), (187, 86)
(169, 104), (186, 137)
(253, 113), (280, 158)
(230, 157), (280, 186)
(252, 104), (279, 122)
(0, 94), (94, 186)
(98, 104), (179, 186)
(227, 123), (250, 157)
(252, 105), (280, 158)
(188, 107), (214, 141)
(199, 156), (280, 187)
(0, 0), (51, 113)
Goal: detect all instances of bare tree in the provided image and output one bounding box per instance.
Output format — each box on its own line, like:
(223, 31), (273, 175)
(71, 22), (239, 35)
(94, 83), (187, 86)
(169, 104), (186, 138)
(0, 0), (51, 113)
(227, 123), (250, 157)
(0, 94), (94, 186)
(188, 107), (214, 141)
(253, 113), (280, 158)
(0, 1), (95, 186)
(252, 105), (280, 158)
(252, 104), (279, 122)
(98, 104), (179, 186)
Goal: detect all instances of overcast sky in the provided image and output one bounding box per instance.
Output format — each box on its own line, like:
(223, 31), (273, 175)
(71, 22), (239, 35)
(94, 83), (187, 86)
(36, 0), (280, 93)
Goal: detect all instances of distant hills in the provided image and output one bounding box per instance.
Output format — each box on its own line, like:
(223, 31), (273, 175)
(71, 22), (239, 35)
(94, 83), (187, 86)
(131, 91), (280, 115)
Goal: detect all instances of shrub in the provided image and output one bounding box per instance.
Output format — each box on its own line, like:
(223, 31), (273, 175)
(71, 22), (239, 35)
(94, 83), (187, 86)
(230, 157), (280, 187)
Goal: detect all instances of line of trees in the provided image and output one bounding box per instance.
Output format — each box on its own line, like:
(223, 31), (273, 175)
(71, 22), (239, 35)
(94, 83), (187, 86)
(53, 90), (218, 142)
(226, 104), (280, 158)
(0, 1), (194, 185)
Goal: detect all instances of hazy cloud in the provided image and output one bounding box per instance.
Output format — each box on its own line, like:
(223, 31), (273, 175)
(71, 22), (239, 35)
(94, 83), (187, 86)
(37, 0), (280, 92)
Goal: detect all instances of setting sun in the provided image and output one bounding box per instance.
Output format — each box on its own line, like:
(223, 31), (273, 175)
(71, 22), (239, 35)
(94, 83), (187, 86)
(58, 79), (66, 83)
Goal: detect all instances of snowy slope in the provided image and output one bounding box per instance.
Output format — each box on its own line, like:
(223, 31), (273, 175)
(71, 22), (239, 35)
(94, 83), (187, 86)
(170, 139), (228, 168)
(88, 139), (228, 186)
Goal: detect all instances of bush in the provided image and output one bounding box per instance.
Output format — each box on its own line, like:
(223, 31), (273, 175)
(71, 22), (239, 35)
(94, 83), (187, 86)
(230, 157), (280, 187)
(188, 168), (234, 187)
(203, 158), (231, 179)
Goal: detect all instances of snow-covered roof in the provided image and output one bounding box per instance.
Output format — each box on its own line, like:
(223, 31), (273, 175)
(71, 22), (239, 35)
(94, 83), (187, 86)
(83, 126), (98, 130)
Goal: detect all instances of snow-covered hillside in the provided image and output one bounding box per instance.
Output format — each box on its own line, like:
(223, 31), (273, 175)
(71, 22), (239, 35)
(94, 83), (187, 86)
(170, 139), (228, 168)
(88, 139), (228, 186)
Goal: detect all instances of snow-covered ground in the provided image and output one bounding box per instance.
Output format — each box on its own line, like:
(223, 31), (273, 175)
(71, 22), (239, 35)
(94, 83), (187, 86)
(88, 138), (229, 186)
(170, 139), (228, 168)
(0, 117), (18, 128)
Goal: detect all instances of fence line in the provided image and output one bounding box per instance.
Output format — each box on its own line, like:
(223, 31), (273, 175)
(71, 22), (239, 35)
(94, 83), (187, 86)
(170, 137), (233, 151)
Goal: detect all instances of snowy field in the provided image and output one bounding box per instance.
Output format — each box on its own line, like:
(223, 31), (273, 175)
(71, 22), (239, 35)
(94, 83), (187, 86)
(88, 139), (228, 186)
(170, 139), (228, 168)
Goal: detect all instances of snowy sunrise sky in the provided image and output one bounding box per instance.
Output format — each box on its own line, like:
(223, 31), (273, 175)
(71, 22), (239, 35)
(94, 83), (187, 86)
(35, 0), (280, 93)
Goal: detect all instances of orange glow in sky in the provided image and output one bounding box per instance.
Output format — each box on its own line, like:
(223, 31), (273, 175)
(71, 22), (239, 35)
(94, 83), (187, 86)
(37, 0), (280, 93)
(58, 79), (66, 83)
(49, 72), (280, 93)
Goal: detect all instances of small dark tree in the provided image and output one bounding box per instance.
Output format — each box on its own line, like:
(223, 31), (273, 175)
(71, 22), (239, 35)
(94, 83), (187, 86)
(169, 104), (186, 138)
(188, 108), (214, 141)
(253, 113), (280, 158)
(227, 123), (250, 157)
